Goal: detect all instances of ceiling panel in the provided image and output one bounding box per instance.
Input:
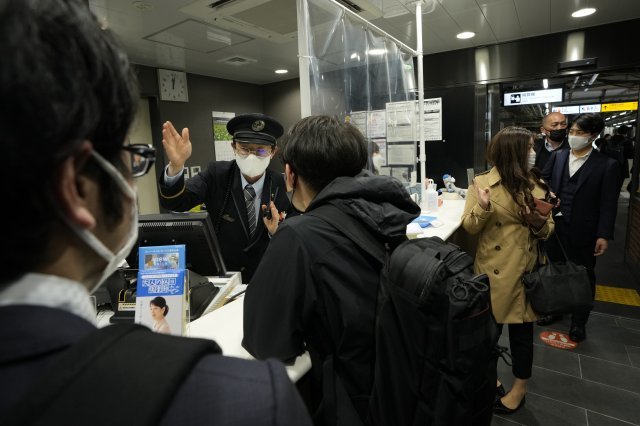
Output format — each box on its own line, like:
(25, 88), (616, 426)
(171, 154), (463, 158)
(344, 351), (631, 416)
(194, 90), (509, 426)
(513, 0), (550, 36)
(90, 0), (640, 85)
(479, 0), (521, 41)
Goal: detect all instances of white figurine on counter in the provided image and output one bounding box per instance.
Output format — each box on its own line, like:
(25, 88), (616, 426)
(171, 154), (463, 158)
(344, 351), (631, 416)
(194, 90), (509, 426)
(442, 174), (467, 199)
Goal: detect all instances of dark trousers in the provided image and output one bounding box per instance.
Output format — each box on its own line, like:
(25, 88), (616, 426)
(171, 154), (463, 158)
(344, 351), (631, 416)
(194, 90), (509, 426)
(498, 322), (533, 380)
(544, 219), (597, 326)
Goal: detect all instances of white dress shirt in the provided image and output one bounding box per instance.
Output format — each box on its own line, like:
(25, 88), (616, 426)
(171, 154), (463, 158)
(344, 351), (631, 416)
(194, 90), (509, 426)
(0, 273), (96, 324)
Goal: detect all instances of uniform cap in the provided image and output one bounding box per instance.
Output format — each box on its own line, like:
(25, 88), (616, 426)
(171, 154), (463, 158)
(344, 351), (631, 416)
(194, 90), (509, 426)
(227, 113), (283, 146)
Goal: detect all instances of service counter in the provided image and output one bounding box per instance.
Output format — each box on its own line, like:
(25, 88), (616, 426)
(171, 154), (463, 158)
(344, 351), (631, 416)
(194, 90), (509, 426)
(107, 199), (467, 384)
(187, 293), (312, 382)
(407, 199), (466, 241)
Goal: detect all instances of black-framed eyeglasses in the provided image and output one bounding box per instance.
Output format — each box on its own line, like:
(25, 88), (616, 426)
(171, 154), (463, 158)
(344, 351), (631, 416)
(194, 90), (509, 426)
(234, 144), (273, 158)
(121, 144), (156, 177)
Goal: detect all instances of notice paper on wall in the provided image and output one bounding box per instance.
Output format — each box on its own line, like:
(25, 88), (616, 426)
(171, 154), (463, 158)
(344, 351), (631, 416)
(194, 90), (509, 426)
(212, 111), (235, 161)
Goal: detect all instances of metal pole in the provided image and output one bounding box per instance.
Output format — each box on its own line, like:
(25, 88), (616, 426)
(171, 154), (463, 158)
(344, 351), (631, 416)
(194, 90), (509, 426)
(416, 1), (426, 208)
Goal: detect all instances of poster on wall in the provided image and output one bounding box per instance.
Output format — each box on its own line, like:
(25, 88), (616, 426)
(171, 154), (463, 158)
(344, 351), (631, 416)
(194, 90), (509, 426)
(368, 110), (386, 138)
(212, 111), (235, 161)
(420, 98), (443, 141)
(349, 111), (368, 137)
(386, 101), (415, 142)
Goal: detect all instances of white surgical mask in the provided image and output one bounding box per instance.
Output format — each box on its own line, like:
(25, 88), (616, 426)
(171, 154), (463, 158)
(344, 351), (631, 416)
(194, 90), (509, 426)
(568, 135), (591, 151)
(528, 149), (536, 169)
(236, 154), (270, 177)
(60, 150), (138, 292)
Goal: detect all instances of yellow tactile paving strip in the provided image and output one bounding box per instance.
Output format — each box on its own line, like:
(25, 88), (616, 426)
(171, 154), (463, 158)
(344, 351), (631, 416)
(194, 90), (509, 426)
(595, 285), (640, 307)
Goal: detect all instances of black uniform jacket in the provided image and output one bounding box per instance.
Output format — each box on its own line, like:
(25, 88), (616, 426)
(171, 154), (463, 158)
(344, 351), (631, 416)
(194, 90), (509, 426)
(541, 148), (619, 246)
(0, 305), (312, 425)
(158, 160), (289, 282)
(242, 171), (420, 418)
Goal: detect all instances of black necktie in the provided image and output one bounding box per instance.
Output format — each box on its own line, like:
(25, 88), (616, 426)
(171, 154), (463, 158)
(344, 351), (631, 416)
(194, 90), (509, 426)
(244, 184), (256, 237)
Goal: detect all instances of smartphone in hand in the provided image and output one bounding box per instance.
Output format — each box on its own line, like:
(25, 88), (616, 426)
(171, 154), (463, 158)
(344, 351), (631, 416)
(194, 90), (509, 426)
(533, 198), (554, 216)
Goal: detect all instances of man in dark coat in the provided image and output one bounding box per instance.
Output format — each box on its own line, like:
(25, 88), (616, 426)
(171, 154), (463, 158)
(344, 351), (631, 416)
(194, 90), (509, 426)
(243, 116), (421, 423)
(158, 113), (290, 282)
(0, 2), (311, 424)
(534, 111), (569, 171)
(541, 113), (620, 342)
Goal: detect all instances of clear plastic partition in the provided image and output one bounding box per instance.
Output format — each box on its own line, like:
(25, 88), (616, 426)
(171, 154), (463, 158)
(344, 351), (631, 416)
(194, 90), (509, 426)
(297, 0), (417, 182)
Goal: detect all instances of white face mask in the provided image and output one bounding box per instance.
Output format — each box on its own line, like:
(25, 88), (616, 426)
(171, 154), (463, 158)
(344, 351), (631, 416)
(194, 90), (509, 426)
(60, 150), (138, 292)
(236, 154), (270, 177)
(568, 135), (591, 151)
(527, 149), (536, 169)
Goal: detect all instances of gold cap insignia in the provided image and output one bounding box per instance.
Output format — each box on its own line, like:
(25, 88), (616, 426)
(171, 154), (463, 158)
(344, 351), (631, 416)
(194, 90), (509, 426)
(251, 120), (266, 132)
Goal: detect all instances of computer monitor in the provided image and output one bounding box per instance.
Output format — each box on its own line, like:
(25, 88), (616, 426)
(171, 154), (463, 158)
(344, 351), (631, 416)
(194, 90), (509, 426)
(127, 212), (227, 277)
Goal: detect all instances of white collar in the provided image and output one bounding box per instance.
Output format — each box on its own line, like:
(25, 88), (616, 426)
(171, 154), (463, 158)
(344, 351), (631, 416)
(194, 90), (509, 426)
(0, 273), (96, 324)
(240, 172), (266, 196)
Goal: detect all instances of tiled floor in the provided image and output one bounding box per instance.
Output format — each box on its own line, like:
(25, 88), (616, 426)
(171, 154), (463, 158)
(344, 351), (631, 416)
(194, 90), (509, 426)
(493, 314), (640, 425)
(492, 194), (640, 425)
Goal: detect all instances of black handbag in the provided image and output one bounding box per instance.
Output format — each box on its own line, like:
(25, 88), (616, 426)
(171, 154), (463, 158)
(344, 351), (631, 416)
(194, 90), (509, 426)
(522, 234), (593, 316)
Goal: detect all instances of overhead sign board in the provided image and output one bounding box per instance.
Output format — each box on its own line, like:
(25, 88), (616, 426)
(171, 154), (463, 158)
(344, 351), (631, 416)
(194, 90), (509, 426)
(580, 104), (601, 113)
(552, 106), (580, 114)
(504, 88), (563, 106)
(601, 101), (638, 112)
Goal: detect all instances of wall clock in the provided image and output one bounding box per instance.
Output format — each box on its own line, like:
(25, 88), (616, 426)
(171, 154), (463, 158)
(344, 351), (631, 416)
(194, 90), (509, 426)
(157, 69), (189, 102)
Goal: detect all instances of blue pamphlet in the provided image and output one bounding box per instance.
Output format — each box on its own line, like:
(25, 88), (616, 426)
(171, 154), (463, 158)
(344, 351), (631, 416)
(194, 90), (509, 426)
(411, 215), (438, 228)
(135, 245), (187, 336)
(138, 244), (185, 271)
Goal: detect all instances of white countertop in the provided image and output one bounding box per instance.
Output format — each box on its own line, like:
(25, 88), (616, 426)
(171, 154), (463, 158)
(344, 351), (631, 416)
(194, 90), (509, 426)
(187, 295), (311, 382)
(407, 198), (465, 241)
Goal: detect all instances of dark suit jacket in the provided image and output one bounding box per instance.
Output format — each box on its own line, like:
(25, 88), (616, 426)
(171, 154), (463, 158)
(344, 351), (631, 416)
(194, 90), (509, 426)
(541, 149), (620, 246)
(0, 305), (311, 425)
(158, 161), (289, 282)
(534, 136), (568, 171)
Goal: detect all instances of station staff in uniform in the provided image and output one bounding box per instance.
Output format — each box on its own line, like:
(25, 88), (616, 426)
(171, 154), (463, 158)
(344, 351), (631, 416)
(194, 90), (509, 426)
(158, 113), (290, 282)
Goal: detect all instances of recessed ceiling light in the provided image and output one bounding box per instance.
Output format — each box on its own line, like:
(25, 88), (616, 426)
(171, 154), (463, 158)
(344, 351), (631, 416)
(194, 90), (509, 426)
(571, 8), (596, 18)
(274, 69), (288, 74)
(456, 31), (475, 39)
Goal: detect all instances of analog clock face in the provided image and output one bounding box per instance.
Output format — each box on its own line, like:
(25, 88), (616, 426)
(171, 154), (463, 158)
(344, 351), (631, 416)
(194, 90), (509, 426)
(158, 69), (188, 102)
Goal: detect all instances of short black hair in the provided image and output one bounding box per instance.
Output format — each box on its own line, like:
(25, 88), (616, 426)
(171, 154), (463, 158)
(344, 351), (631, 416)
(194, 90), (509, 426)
(616, 125), (629, 135)
(571, 113), (605, 135)
(0, 0), (138, 281)
(281, 115), (367, 193)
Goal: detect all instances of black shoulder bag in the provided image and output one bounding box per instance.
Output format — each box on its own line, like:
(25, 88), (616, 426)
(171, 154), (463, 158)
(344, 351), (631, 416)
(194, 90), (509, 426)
(522, 234), (593, 316)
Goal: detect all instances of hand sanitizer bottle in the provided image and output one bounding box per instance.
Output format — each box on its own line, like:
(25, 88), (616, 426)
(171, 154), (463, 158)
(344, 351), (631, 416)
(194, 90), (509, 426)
(424, 179), (439, 212)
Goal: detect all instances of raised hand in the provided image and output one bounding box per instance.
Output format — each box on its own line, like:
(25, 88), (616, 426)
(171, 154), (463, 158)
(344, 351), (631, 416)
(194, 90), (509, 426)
(473, 178), (491, 210)
(162, 121), (192, 176)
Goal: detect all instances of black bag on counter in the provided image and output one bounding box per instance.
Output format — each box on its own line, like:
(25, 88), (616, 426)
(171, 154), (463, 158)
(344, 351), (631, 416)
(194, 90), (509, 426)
(522, 234), (593, 316)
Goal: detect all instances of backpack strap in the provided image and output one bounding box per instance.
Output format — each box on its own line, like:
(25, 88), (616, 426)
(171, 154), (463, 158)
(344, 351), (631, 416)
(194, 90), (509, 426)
(3, 323), (221, 426)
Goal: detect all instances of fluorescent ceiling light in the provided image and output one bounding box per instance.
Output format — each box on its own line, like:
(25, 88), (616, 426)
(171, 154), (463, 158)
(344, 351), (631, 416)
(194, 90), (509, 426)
(572, 8), (596, 18)
(274, 69), (288, 74)
(350, 53), (360, 60)
(367, 48), (386, 56)
(543, 79), (549, 89)
(456, 31), (475, 40)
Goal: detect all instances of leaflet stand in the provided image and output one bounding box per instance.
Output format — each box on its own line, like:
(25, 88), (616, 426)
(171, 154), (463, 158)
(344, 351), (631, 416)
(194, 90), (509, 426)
(199, 271), (242, 318)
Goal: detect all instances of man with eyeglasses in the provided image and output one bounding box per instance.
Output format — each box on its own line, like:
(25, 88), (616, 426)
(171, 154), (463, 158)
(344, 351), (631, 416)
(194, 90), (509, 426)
(159, 113), (290, 283)
(0, 1), (311, 424)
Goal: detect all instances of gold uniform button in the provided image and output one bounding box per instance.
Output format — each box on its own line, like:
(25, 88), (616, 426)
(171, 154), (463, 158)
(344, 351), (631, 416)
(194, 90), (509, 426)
(494, 269), (500, 275)
(495, 245), (501, 251)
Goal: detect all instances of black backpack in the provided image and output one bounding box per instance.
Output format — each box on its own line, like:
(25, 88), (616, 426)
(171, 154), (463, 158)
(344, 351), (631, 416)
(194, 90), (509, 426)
(309, 204), (499, 426)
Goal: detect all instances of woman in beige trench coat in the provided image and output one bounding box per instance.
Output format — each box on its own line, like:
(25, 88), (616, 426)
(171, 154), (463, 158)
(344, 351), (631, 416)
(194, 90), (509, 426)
(462, 126), (555, 415)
